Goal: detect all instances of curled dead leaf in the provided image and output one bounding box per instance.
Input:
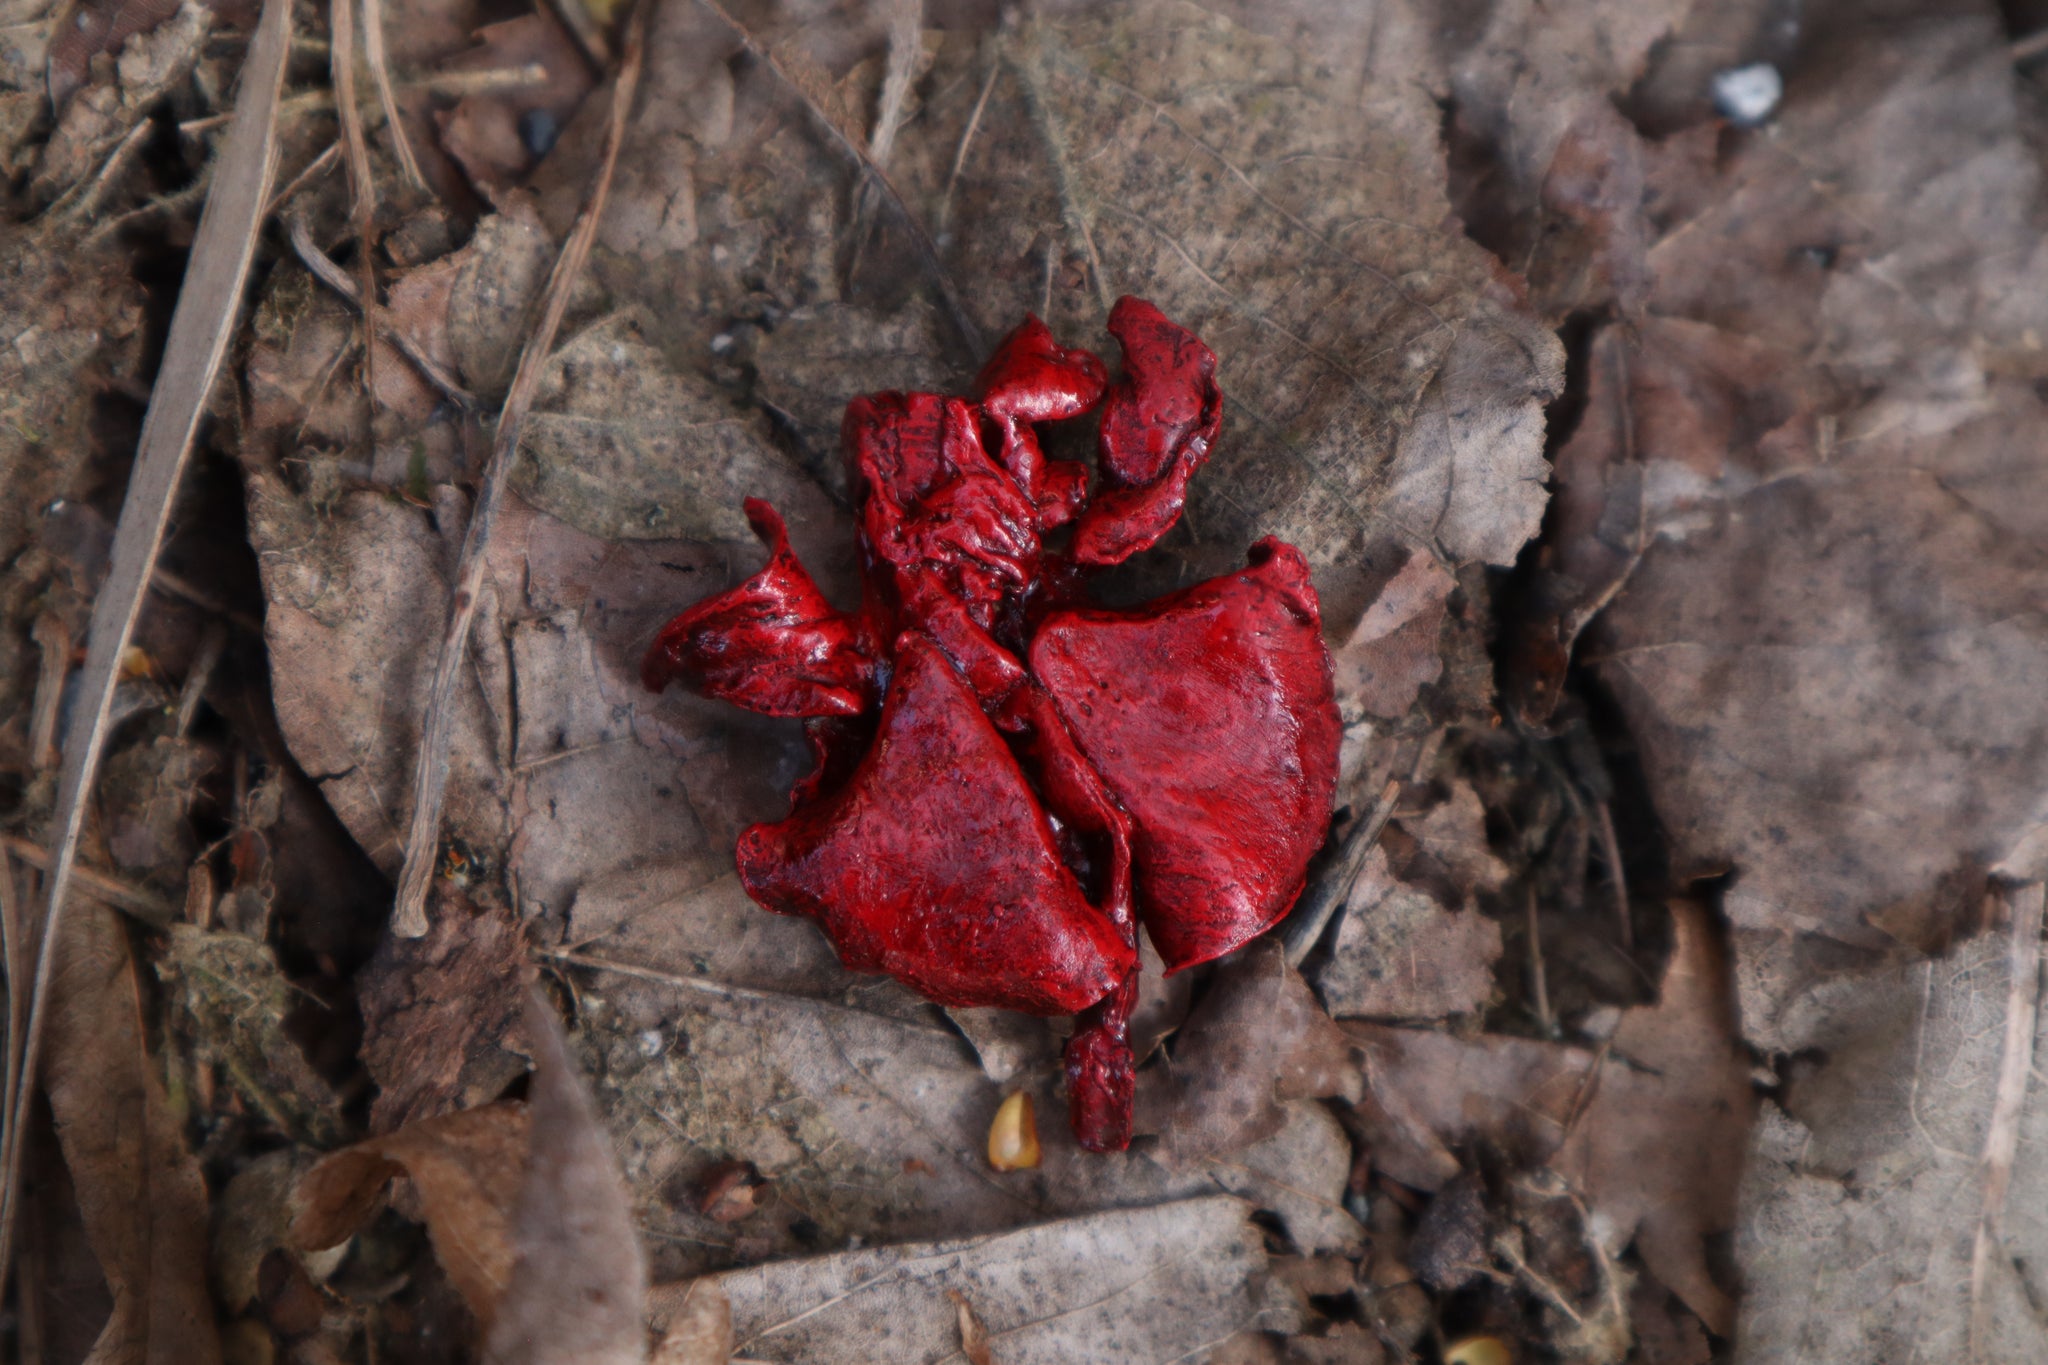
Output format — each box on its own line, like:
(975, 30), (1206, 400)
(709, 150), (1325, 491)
(290, 1101), (533, 1326)
(695, 1159), (768, 1223)
(39, 898), (220, 1365)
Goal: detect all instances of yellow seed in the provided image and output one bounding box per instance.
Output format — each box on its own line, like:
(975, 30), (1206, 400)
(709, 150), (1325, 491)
(1443, 1336), (1513, 1365)
(987, 1091), (1041, 1171)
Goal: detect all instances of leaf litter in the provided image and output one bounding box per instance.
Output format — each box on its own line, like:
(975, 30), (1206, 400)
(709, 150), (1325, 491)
(9, 0), (2048, 1359)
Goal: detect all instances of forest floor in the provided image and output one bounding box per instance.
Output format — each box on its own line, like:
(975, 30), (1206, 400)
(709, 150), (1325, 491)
(6, 0), (2048, 1361)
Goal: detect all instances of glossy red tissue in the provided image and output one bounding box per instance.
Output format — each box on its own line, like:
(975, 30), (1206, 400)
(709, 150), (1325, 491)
(643, 297), (1340, 1152)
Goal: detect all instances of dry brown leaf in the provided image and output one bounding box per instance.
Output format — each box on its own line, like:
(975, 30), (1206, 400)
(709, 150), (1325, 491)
(42, 0), (183, 107)
(1628, 1276), (1710, 1365)
(567, 943), (1361, 1271)
(1545, 8), (2048, 1035)
(650, 1278), (732, 1365)
(295, 1002), (650, 1359)
(435, 10), (598, 196)
(292, 1100), (533, 1325)
(18, 1127), (114, 1365)
(42, 897), (221, 1365)
(1441, 0), (1693, 201)
(246, 474), (510, 879)
(912, 0), (1560, 620)
(1392, 781), (1510, 912)
(748, 303), (953, 501)
(29, 0), (207, 207)
(245, 473), (789, 918)
(1138, 938), (1360, 1168)
(238, 268), (379, 469)
(515, 310), (841, 546)
(944, 1004), (1057, 1087)
(212, 1148), (339, 1318)
(501, 512), (798, 898)
(447, 207), (558, 399)
(556, 861), (1365, 1262)
(567, 861), (876, 1002)
(1316, 845), (1501, 1019)
(0, 232), (146, 721)
(1408, 1171), (1490, 1293)
(648, 1195), (1294, 1364)
(481, 996), (649, 1365)
(528, 0), (736, 254)
(694, 1158), (767, 1223)
(1351, 901), (1751, 1334)
(2, 0), (291, 1291)
(1347, 1026), (1583, 1191)
(1738, 889), (2048, 1360)
(1558, 901), (1750, 1335)
(357, 888), (531, 1131)
(1329, 550), (1455, 723)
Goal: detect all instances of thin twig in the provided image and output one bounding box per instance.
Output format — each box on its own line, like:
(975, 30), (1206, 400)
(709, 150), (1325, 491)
(390, 1), (649, 937)
(1591, 798), (1632, 951)
(82, 177), (214, 250)
(0, 860), (25, 1221)
(0, 838), (179, 925)
(27, 615), (69, 771)
(1281, 776), (1401, 968)
(936, 54), (998, 238)
(264, 138), (343, 219)
(1493, 1232), (1586, 1327)
(62, 116), (155, 223)
(359, 0), (427, 190)
(1971, 882), (2045, 1355)
(694, 0), (983, 360)
(1527, 885), (1554, 1039)
(0, 0), (294, 1286)
(150, 564), (269, 635)
(534, 947), (957, 1036)
(1559, 1038), (1612, 1142)
(845, 0), (923, 285)
(288, 213), (477, 406)
(330, 0), (380, 420)
(174, 622), (229, 737)
(180, 63), (553, 134)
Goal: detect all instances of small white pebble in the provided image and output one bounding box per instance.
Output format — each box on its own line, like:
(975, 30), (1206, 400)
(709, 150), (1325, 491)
(1712, 63), (1783, 128)
(1576, 1004), (1623, 1042)
(710, 332), (735, 354)
(637, 1029), (664, 1057)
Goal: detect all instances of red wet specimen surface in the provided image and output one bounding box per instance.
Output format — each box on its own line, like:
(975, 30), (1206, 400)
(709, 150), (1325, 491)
(643, 298), (1340, 1151)
(1031, 539), (1339, 973)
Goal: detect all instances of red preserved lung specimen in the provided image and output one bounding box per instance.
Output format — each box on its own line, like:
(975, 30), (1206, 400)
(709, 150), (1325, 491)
(643, 297), (1340, 1152)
